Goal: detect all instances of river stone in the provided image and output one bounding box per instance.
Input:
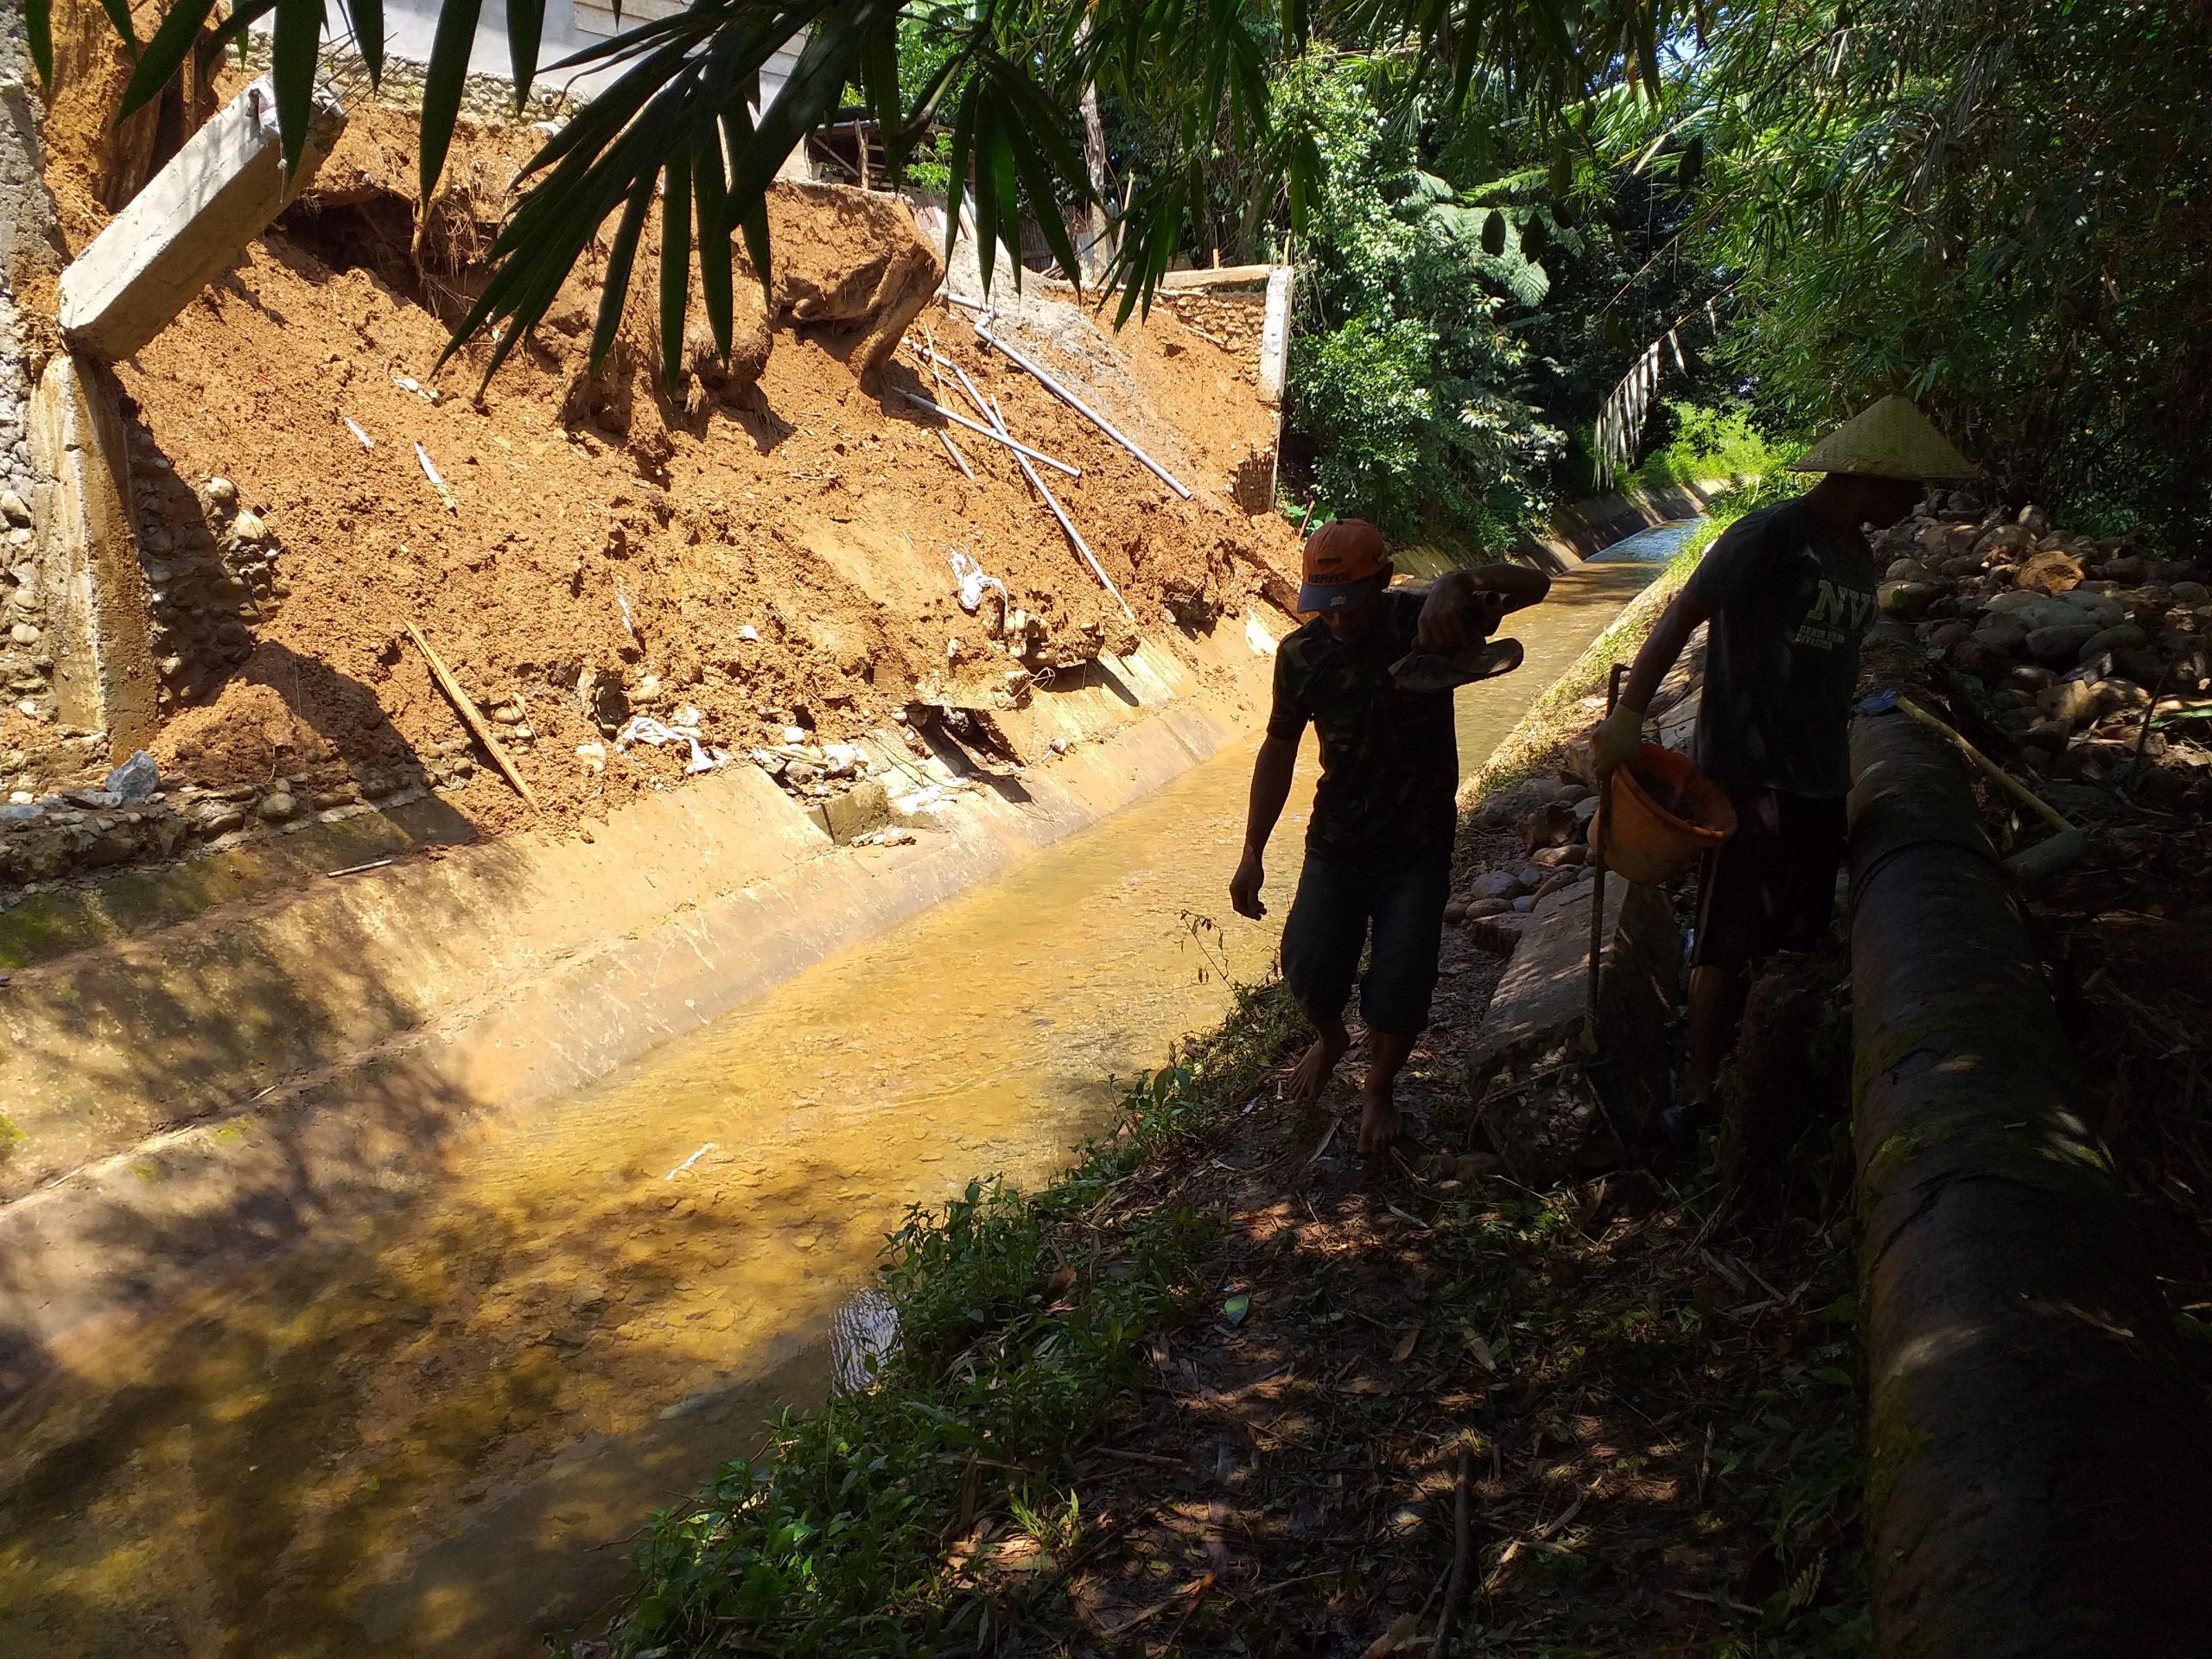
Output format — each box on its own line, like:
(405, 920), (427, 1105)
(2026, 623), (2098, 664)
(1885, 557), (1936, 582)
(103, 750), (159, 801)
(256, 791), (298, 823)
(1469, 869), (1522, 902)
(2010, 664), (2057, 693)
(2038, 679), (2101, 724)
(2172, 582), (2210, 606)
(203, 477), (238, 510)
(1949, 639), (2012, 682)
(2018, 504), (2053, 534)
(2017, 549), (2084, 595)
(1973, 620), (2028, 653)
(0, 491), (28, 526)
(1879, 581), (1940, 620)
(1975, 524), (2035, 560)
(1988, 588), (2044, 616)
(1920, 620), (1971, 651)
(2078, 623), (2147, 664)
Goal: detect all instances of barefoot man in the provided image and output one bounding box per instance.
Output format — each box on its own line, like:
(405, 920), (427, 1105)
(1230, 518), (1549, 1153)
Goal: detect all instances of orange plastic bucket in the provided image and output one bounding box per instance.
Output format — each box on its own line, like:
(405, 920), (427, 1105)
(1594, 743), (1738, 884)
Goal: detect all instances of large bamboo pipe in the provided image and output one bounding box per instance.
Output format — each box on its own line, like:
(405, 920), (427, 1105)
(1847, 709), (2212, 1656)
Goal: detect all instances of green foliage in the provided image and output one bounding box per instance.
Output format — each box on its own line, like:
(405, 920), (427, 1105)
(612, 979), (1302, 1657)
(1635, 401), (1789, 491)
(1682, 0), (2212, 531)
(1284, 60), (1563, 541)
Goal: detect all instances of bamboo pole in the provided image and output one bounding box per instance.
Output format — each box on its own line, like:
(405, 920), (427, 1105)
(918, 323), (975, 480)
(892, 390), (1081, 477)
(971, 324), (1192, 498)
(405, 622), (542, 813)
(988, 394), (1137, 624)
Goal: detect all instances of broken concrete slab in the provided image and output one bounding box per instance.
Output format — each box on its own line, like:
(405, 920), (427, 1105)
(1469, 870), (1682, 1184)
(27, 353), (156, 755)
(59, 75), (344, 363)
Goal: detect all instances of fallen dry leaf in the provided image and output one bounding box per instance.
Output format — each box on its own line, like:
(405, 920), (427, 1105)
(1391, 1324), (1423, 1364)
(1358, 1612), (1423, 1656)
(1462, 1328), (1498, 1371)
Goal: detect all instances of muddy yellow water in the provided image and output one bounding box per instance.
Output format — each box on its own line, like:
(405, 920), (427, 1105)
(0, 524), (1690, 1657)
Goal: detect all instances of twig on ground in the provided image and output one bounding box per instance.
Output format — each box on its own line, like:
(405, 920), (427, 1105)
(1431, 1444), (1474, 1657)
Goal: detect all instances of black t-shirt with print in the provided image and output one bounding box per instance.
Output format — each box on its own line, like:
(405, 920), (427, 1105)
(1267, 589), (1459, 863)
(1685, 499), (1878, 799)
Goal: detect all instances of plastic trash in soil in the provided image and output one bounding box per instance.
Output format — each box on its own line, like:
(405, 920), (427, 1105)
(614, 715), (728, 775)
(948, 546), (1008, 615)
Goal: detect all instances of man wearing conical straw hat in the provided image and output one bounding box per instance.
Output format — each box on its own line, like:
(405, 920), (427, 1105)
(1592, 395), (1976, 1146)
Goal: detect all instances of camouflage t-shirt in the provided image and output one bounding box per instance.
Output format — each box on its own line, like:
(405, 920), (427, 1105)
(1685, 499), (1878, 799)
(1267, 589), (1459, 862)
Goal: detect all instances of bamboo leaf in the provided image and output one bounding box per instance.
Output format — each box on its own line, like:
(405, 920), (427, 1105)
(121, 0), (222, 118)
(695, 121), (734, 364)
(26, 0), (53, 86)
(420, 0), (487, 202)
(660, 146), (693, 392)
(593, 167), (658, 375)
(506, 0), (544, 108)
(270, 0), (323, 177)
(98, 0), (140, 56)
(351, 0), (384, 83)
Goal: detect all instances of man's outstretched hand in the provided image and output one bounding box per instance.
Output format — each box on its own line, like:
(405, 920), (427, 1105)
(1230, 848), (1267, 919)
(1591, 702), (1645, 777)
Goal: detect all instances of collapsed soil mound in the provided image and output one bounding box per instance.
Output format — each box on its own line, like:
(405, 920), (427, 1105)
(15, 86), (1300, 852)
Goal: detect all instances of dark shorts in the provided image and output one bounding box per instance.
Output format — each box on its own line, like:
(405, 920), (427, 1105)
(1691, 786), (1847, 974)
(1281, 844), (1452, 1033)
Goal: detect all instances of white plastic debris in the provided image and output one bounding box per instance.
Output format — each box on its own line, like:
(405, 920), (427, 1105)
(615, 585), (637, 635)
(664, 1141), (715, 1179)
(948, 546), (1007, 614)
(782, 725), (809, 745)
(343, 416), (375, 450)
(614, 715), (725, 774)
(575, 741), (607, 774)
(393, 375), (442, 404)
(737, 624), (761, 642)
(414, 442), (456, 512)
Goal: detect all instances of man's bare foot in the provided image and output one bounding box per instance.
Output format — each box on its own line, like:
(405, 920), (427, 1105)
(1357, 1086), (1402, 1154)
(1286, 1025), (1350, 1103)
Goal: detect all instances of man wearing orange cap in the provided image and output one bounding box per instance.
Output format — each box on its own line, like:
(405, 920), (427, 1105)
(1230, 518), (1549, 1153)
(1590, 396), (1975, 1146)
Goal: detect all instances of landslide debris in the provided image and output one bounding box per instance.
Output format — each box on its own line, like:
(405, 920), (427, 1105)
(3, 85), (1299, 892)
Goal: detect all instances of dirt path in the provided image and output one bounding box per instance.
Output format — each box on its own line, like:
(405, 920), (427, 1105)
(990, 808), (1866, 1656)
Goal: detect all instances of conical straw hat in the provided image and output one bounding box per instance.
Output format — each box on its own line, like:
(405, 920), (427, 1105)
(1790, 395), (1978, 480)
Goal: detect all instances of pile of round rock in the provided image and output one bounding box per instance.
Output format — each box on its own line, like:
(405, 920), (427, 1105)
(1446, 773), (1603, 951)
(1877, 494), (2211, 795)
(0, 745), (465, 889)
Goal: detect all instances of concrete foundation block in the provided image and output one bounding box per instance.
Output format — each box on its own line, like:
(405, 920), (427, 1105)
(59, 75), (344, 363)
(1470, 871), (1682, 1185)
(27, 353), (156, 756)
(823, 779), (892, 844)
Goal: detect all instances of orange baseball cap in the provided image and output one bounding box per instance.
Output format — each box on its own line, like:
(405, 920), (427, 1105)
(1298, 518), (1389, 613)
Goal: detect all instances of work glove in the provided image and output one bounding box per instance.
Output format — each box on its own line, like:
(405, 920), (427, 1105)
(1590, 702), (1646, 778)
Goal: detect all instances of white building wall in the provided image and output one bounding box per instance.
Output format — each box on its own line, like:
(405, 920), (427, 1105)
(264, 2), (805, 116)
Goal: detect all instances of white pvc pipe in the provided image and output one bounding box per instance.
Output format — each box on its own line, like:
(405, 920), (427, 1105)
(892, 390), (1082, 478)
(972, 325), (1193, 499)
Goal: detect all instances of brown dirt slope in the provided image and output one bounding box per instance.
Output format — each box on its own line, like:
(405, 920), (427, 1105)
(26, 84), (1298, 844)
